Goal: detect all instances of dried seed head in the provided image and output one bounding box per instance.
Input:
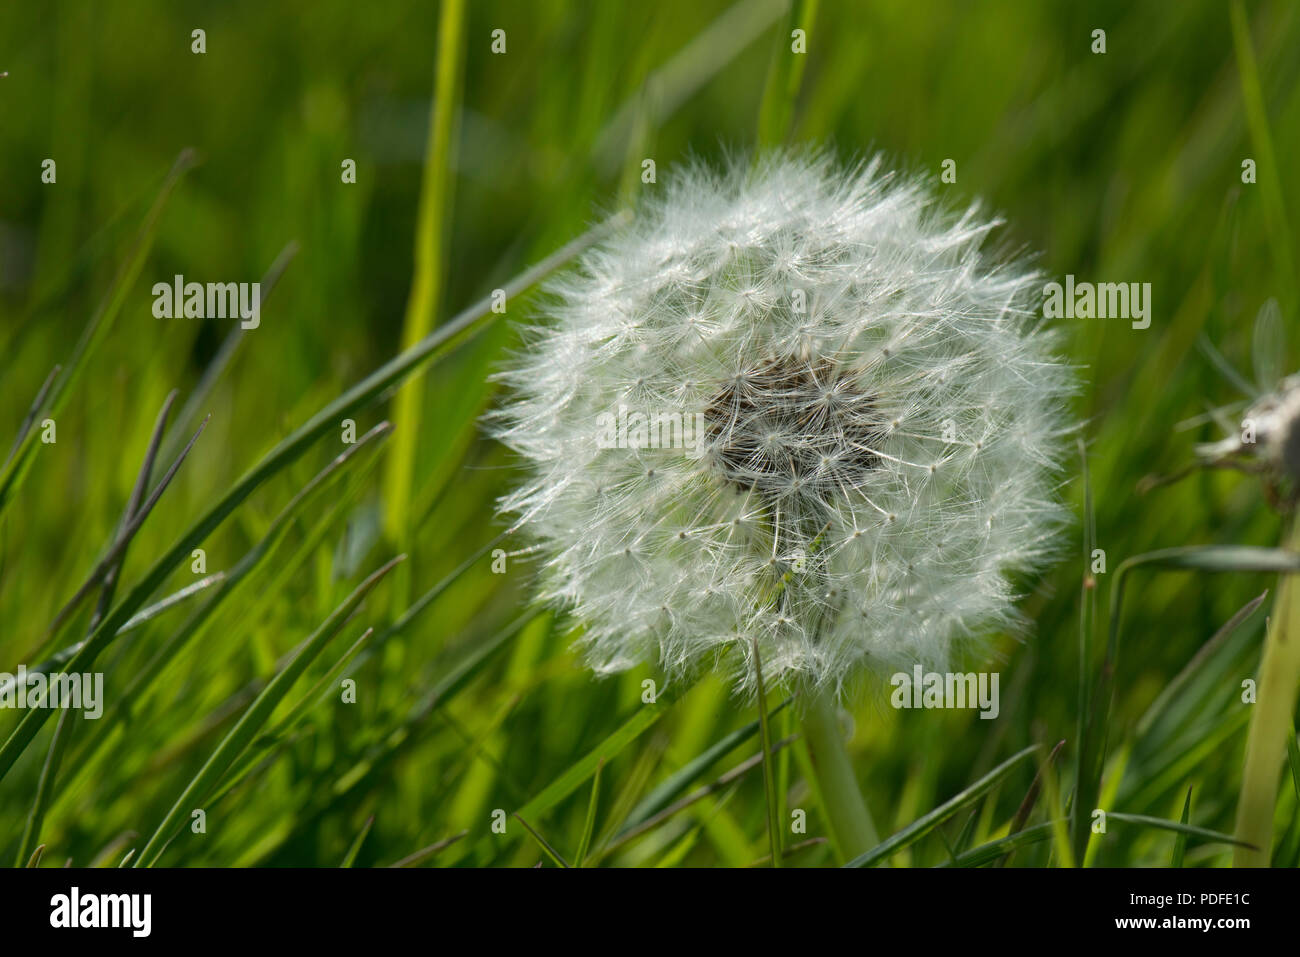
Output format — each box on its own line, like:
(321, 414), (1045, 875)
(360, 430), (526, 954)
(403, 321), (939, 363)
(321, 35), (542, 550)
(1200, 372), (1300, 500)
(492, 150), (1075, 697)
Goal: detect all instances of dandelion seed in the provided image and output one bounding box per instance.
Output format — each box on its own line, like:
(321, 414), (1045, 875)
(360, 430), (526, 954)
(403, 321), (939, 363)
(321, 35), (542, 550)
(492, 150), (1074, 697)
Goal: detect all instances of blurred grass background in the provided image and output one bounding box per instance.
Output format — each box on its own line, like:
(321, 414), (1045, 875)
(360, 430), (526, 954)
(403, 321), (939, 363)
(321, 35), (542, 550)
(1, 0), (1297, 867)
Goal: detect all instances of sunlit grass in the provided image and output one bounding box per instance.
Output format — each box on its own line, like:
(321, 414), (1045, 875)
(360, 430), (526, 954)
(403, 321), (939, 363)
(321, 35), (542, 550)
(1, 0), (1297, 868)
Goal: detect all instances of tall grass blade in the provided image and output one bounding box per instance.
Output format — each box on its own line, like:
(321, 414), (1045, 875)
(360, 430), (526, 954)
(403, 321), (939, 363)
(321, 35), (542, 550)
(574, 759), (604, 867)
(135, 554), (404, 866)
(0, 150), (197, 517)
(0, 218), (612, 783)
(757, 0), (818, 145)
(1075, 545), (1300, 864)
(847, 745), (1038, 868)
(383, 0), (467, 567)
(340, 816), (374, 868)
(1171, 787), (1193, 867)
(751, 638), (781, 867)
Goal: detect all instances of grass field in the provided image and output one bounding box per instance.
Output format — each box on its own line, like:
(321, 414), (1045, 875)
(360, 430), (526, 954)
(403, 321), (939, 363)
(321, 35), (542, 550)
(1, 0), (1298, 868)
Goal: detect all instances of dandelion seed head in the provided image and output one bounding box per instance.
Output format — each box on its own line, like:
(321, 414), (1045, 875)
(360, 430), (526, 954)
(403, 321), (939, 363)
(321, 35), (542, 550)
(1200, 371), (1300, 493)
(492, 150), (1075, 697)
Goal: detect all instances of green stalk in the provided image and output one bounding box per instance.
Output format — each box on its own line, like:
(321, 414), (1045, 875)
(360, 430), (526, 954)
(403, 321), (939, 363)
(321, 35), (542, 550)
(1234, 512), (1300, 866)
(800, 688), (878, 862)
(383, 0), (466, 610)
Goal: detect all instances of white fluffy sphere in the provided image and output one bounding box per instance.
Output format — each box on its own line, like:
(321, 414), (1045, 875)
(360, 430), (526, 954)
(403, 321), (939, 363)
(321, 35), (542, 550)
(494, 151), (1073, 696)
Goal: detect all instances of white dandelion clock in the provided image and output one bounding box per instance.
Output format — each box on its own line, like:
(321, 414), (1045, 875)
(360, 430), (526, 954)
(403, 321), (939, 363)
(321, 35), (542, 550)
(493, 151), (1073, 702)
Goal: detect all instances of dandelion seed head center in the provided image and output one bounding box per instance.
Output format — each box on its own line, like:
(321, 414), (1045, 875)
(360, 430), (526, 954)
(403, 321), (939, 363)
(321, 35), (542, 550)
(703, 355), (886, 498)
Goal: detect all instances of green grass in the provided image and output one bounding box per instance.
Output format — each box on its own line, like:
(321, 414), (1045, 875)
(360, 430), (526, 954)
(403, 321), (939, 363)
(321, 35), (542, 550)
(1, 0), (1299, 868)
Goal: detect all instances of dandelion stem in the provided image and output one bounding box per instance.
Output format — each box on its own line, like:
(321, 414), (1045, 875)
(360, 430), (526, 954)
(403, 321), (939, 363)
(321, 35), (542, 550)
(800, 688), (878, 862)
(1234, 511), (1300, 866)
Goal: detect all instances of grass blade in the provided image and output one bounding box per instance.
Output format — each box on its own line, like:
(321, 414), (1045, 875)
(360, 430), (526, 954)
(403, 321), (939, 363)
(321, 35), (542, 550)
(619, 698), (791, 835)
(29, 411), (209, 658)
(462, 675), (699, 864)
(159, 241), (299, 464)
(574, 759), (604, 867)
(2, 364), (60, 469)
(1229, 0), (1296, 309)
(1171, 787), (1193, 867)
(514, 814), (570, 868)
(1107, 811), (1252, 849)
(998, 739), (1064, 867)
(14, 212), (622, 783)
(67, 424), (392, 768)
(386, 831), (467, 868)
(383, 0), (467, 564)
(2, 574), (225, 691)
(1272, 725), (1300, 865)
(513, 678), (693, 822)
(1237, 511), (1300, 865)
(340, 816), (375, 868)
(600, 734), (796, 860)
(1136, 590), (1267, 738)
(751, 638), (781, 867)
(214, 627), (379, 795)
(847, 745), (1038, 868)
(757, 0), (818, 145)
(1074, 545), (1300, 864)
(941, 822), (1056, 868)
(135, 554), (405, 866)
(0, 150), (197, 517)
(596, 0), (787, 172)
(89, 389), (178, 634)
(0, 211), (618, 784)
(13, 709), (74, 866)
(1288, 723), (1300, 802)
(316, 614), (530, 819)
